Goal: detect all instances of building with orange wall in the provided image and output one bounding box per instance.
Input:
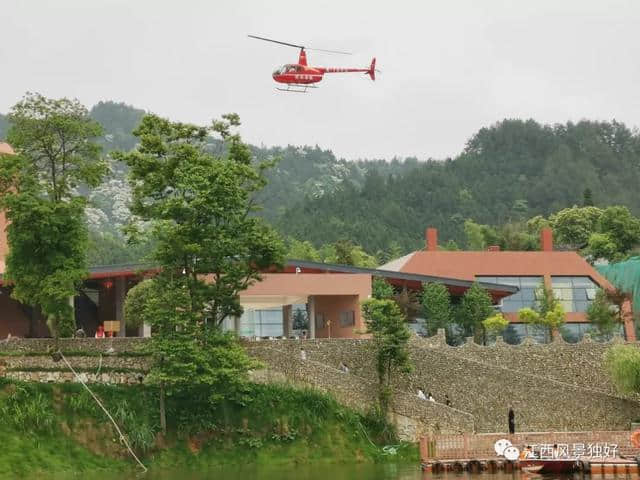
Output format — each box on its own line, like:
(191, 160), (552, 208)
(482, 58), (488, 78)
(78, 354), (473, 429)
(0, 141), (518, 340)
(4, 138), (618, 342)
(380, 227), (635, 342)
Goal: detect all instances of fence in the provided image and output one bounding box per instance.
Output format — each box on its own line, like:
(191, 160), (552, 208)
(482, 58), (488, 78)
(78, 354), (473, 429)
(421, 431), (636, 460)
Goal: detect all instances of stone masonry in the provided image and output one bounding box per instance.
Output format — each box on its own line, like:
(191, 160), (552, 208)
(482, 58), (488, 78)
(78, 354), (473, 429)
(245, 333), (640, 434)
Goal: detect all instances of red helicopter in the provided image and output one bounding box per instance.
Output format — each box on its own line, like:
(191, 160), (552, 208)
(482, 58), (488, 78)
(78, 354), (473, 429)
(249, 35), (377, 93)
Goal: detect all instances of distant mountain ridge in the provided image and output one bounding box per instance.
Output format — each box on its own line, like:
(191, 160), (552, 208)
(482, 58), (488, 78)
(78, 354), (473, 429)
(3, 102), (640, 258)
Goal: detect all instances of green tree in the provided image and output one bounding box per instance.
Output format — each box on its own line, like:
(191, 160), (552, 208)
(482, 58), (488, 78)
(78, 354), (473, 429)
(286, 238), (321, 262)
(421, 282), (453, 335)
(362, 298), (412, 414)
(464, 220), (487, 250)
(123, 279), (156, 330)
(587, 233), (619, 262)
(292, 308), (308, 330)
(517, 281), (566, 341)
(0, 93), (106, 337)
(549, 206), (603, 249)
(372, 277), (394, 300)
(482, 313), (509, 341)
(590, 206), (640, 261)
(583, 188), (594, 206)
(459, 282), (494, 344)
(605, 345), (640, 394)
(114, 113), (282, 430)
(324, 239), (377, 267)
(518, 303), (566, 342)
(115, 113), (284, 327)
(587, 289), (619, 338)
(526, 215), (550, 235)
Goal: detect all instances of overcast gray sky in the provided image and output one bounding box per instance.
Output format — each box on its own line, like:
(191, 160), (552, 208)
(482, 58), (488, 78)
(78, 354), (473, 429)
(2, 0), (640, 160)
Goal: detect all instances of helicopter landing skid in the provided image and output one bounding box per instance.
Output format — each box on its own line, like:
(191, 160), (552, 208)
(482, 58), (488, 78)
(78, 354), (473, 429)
(276, 84), (319, 93)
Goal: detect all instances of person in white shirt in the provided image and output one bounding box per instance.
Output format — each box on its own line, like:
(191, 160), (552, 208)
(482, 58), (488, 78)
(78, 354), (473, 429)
(300, 348), (307, 361)
(417, 389), (427, 400)
(427, 392), (435, 402)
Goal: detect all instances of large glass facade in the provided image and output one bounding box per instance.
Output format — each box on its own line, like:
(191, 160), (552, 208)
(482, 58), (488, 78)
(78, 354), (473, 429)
(551, 276), (597, 312)
(503, 323), (550, 344)
(476, 276), (543, 312)
(561, 322), (623, 343)
(221, 308), (284, 337)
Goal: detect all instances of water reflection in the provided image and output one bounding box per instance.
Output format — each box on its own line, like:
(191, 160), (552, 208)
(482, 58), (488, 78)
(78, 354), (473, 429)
(31, 465), (595, 480)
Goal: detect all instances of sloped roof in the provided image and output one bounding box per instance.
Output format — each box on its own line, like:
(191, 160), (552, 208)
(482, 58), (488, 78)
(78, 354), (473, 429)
(384, 250), (613, 289)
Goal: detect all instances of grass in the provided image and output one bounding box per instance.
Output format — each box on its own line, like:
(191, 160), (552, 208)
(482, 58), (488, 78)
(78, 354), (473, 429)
(0, 427), (128, 478)
(0, 379), (417, 476)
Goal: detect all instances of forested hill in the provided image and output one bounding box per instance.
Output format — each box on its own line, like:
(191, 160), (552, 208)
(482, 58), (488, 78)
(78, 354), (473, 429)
(2, 103), (640, 258)
(277, 120), (640, 253)
(1, 102), (414, 222)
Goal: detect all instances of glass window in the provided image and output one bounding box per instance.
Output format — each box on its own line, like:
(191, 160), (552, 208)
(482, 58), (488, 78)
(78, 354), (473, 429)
(574, 300), (590, 312)
(572, 276), (596, 287)
(520, 277), (544, 287)
(503, 323), (527, 344)
(497, 277), (520, 286)
(562, 323), (583, 343)
(237, 308), (284, 338)
(552, 278), (572, 288)
(478, 276), (497, 284)
(552, 276), (598, 313)
(339, 311), (355, 327)
(477, 276), (543, 314)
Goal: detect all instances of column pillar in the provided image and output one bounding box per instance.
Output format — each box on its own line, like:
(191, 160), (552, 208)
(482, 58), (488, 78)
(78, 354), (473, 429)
(139, 323), (151, 337)
(308, 296), (316, 339)
(622, 298), (636, 341)
(282, 304), (292, 338)
(115, 276), (126, 337)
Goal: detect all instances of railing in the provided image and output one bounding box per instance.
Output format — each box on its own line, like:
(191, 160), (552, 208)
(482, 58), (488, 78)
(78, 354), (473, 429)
(421, 431), (637, 460)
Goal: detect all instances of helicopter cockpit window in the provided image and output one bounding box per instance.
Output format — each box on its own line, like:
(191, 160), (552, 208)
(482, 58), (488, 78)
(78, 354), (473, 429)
(273, 66), (285, 75)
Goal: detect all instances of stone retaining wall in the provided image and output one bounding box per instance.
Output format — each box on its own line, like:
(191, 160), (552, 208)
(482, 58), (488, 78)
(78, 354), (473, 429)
(5, 370), (143, 385)
(0, 355), (150, 371)
(0, 337), (146, 353)
(246, 337), (640, 433)
(248, 344), (473, 440)
(430, 335), (632, 399)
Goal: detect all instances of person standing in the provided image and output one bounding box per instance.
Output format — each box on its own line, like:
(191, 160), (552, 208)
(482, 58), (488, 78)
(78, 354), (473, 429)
(508, 407), (515, 434)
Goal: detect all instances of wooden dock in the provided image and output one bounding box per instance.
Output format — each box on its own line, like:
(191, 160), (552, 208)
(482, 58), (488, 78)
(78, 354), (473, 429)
(587, 458), (640, 476)
(419, 432), (640, 476)
(421, 457), (640, 475)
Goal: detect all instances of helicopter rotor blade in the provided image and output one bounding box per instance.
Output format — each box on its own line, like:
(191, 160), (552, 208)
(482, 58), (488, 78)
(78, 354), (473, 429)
(248, 35), (305, 50)
(248, 34), (351, 55)
(306, 47), (352, 55)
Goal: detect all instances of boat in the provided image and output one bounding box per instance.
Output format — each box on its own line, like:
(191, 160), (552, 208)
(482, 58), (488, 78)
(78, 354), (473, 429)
(519, 458), (580, 474)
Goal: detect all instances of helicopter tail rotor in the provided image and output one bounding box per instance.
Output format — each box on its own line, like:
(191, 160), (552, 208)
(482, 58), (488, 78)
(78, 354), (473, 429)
(368, 58), (376, 81)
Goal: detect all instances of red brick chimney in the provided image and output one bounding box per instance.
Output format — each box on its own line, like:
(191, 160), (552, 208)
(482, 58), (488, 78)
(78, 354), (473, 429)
(426, 227), (438, 251)
(487, 245), (500, 252)
(540, 227), (553, 252)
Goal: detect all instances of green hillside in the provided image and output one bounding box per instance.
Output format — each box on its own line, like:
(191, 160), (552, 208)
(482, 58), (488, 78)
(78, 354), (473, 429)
(277, 119), (640, 252)
(3, 102), (640, 259)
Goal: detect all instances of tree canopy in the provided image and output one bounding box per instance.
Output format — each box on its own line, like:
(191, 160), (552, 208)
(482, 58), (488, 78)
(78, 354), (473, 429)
(0, 93), (106, 337)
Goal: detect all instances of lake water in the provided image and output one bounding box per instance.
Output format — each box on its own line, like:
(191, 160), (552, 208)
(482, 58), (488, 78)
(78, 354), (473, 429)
(36, 465), (591, 480)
